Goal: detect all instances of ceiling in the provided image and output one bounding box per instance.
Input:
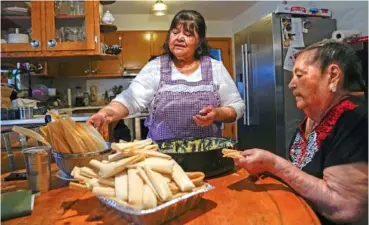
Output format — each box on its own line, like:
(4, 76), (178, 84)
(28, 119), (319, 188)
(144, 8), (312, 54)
(104, 1), (257, 20)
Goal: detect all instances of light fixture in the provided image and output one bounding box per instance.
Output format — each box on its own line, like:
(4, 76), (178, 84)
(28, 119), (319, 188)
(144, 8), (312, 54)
(152, 0), (167, 16)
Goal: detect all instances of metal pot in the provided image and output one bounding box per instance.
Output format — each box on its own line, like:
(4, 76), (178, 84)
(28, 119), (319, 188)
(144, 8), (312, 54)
(52, 145), (111, 178)
(156, 137), (237, 178)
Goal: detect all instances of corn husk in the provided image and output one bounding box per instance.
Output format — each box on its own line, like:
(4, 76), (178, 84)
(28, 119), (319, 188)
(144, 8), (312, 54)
(128, 169), (143, 207)
(143, 165), (172, 202)
(135, 157), (175, 174)
(143, 184), (157, 209)
(115, 172), (128, 200)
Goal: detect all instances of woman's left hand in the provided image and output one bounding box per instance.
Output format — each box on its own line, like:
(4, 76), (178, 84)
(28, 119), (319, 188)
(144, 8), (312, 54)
(234, 148), (278, 175)
(193, 106), (217, 127)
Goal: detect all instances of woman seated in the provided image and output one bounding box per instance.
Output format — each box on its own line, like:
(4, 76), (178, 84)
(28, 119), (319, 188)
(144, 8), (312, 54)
(235, 40), (368, 225)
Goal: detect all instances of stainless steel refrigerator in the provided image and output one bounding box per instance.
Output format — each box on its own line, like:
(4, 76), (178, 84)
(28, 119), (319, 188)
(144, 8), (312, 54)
(235, 13), (336, 158)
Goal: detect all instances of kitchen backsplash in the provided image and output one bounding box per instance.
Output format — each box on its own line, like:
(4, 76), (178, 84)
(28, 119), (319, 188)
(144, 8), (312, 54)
(28, 76), (134, 106)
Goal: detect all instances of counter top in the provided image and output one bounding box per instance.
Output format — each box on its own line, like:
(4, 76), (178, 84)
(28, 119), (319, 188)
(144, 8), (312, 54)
(1, 165), (321, 225)
(0, 113), (149, 126)
(57, 106), (104, 114)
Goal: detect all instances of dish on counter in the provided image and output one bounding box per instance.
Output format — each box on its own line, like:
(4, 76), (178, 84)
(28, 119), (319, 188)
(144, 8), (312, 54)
(56, 170), (78, 182)
(156, 137), (236, 153)
(3, 7), (28, 16)
(156, 137), (237, 177)
(68, 138), (213, 225)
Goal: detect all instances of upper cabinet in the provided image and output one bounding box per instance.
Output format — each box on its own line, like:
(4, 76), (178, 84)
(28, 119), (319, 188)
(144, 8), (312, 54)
(1, 1), (43, 52)
(1, 0), (111, 61)
(151, 31), (167, 56)
(49, 30), (168, 77)
(121, 31), (167, 70)
(121, 31), (151, 69)
(44, 1), (96, 51)
(92, 31), (123, 75)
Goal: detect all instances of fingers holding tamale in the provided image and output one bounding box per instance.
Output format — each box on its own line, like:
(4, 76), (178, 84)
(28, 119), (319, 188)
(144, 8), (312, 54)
(222, 149), (243, 159)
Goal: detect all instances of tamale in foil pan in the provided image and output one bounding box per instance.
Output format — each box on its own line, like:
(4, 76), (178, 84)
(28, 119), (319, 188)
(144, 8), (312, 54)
(97, 183), (214, 225)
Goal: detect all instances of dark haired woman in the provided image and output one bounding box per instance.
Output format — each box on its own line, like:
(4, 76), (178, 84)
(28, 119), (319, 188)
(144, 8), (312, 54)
(88, 10), (245, 141)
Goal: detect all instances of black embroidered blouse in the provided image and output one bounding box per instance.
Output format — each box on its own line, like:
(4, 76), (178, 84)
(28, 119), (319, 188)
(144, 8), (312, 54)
(288, 96), (368, 225)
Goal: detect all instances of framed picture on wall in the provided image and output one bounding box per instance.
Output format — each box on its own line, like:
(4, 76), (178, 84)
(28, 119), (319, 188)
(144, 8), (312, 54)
(209, 48), (222, 61)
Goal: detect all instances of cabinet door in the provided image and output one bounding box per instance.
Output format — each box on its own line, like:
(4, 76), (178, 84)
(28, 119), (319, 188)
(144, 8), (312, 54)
(207, 38), (233, 76)
(44, 0), (96, 51)
(1, 1), (43, 52)
(59, 61), (91, 76)
(207, 38), (235, 140)
(151, 31), (167, 56)
(92, 31), (123, 75)
(122, 31), (151, 69)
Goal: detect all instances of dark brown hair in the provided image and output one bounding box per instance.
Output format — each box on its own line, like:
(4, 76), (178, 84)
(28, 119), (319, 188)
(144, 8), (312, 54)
(163, 10), (210, 60)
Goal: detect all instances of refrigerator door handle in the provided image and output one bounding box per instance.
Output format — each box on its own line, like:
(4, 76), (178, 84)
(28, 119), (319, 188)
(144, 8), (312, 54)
(241, 44), (248, 125)
(242, 44), (251, 126)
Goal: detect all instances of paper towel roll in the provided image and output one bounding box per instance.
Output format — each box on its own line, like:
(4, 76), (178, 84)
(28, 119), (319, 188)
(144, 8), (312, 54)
(331, 30), (361, 42)
(67, 88), (72, 107)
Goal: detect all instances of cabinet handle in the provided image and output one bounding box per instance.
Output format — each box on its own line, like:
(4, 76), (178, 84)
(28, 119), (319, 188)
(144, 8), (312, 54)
(47, 39), (57, 48)
(30, 40), (40, 48)
(91, 69), (99, 74)
(84, 69), (90, 74)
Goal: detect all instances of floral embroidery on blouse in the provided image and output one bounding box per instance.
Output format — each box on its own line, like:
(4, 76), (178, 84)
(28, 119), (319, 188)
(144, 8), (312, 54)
(290, 100), (358, 169)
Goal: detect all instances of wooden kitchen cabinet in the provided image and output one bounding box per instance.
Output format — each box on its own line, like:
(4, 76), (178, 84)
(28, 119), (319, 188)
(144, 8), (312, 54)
(57, 32), (123, 77)
(1, 1), (43, 52)
(44, 1), (96, 51)
(58, 61), (91, 76)
(151, 31), (167, 56)
(121, 31), (152, 69)
(1, 0), (110, 61)
(92, 31), (123, 75)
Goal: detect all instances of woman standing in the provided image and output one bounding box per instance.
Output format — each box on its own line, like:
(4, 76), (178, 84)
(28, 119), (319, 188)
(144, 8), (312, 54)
(88, 10), (245, 141)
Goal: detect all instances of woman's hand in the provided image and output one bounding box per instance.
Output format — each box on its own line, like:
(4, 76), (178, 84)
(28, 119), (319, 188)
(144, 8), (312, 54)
(87, 102), (129, 133)
(87, 111), (112, 133)
(193, 106), (217, 127)
(234, 148), (278, 175)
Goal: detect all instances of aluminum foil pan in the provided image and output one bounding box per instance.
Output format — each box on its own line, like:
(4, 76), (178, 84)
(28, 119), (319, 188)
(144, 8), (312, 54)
(98, 183), (214, 225)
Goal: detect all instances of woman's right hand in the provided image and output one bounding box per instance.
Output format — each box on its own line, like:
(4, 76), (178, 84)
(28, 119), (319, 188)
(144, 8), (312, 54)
(234, 148), (278, 175)
(87, 111), (112, 133)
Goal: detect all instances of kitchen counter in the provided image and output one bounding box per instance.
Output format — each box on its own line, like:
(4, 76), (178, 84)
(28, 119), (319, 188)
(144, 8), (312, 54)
(1, 165), (321, 225)
(0, 112), (149, 126)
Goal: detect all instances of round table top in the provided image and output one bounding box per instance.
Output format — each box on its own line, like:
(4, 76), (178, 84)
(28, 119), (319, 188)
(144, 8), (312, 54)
(1, 164), (321, 225)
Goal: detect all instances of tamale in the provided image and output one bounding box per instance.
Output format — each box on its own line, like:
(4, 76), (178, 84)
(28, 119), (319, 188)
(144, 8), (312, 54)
(143, 165), (172, 202)
(128, 169), (143, 207)
(115, 172), (128, 200)
(143, 185), (157, 209)
(172, 163), (195, 192)
(98, 154), (145, 178)
(135, 157), (175, 174)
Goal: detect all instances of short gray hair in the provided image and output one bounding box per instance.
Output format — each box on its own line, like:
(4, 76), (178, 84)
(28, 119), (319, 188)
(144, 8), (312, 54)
(296, 39), (365, 90)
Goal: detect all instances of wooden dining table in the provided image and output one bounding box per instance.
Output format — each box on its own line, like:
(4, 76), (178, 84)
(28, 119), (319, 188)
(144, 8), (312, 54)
(1, 164), (321, 225)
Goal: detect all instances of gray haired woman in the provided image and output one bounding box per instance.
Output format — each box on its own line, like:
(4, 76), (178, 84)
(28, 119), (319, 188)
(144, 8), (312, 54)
(235, 40), (368, 225)
(88, 10), (245, 141)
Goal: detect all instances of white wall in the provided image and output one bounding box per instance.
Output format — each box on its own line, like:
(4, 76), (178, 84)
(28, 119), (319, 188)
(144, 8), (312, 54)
(232, 1), (368, 35)
(113, 14), (233, 37)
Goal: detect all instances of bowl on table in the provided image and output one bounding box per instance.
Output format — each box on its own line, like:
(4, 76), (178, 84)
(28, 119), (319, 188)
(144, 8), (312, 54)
(52, 143), (112, 178)
(156, 137), (237, 178)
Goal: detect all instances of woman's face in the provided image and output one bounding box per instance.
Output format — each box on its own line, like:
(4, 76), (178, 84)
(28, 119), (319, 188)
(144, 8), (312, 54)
(289, 51), (336, 112)
(168, 23), (199, 61)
